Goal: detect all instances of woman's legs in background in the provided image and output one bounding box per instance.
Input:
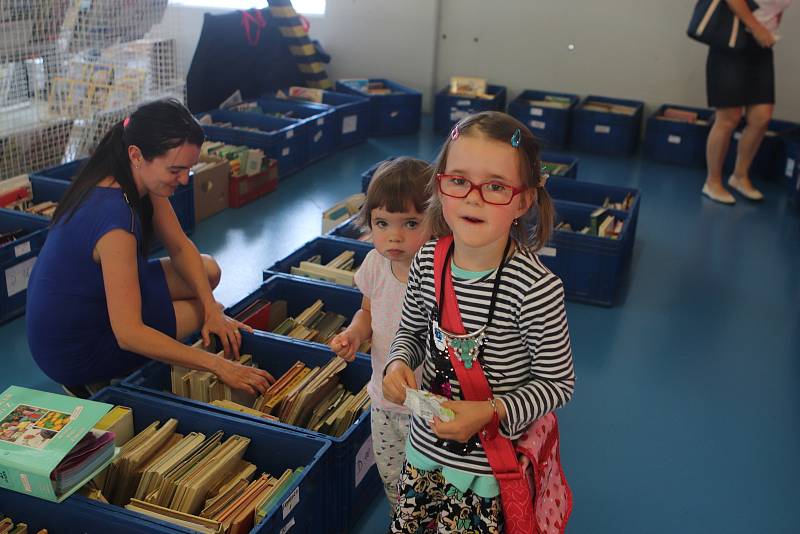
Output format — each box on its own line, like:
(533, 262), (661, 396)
(729, 103), (774, 199)
(704, 107), (743, 203)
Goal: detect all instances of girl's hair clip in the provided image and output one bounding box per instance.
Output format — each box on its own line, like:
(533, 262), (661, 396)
(450, 125), (460, 140)
(539, 162), (550, 188)
(511, 128), (521, 148)
(123, 116), (131, 128)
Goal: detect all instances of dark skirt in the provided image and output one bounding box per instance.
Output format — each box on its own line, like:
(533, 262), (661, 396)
(706, 39), (774, 108)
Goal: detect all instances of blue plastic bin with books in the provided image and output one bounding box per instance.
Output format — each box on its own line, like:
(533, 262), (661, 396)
(82, 385), (331, 534)
(335, 78), (422, 136)
(263, 236), (374, 288)
(226, 274), (363, 345)
(545, 176), (641, 248)
(508, 89), (579, 149)
(0, 174), (69, 221)
(643, 104), (712, 167)
(199, 109), (309, 179)
(724, 118), (800, 180)
(0, 211), (49, 323)
(541, 152), (579, 179)
(326, 214), (372, 245)
(571, 95), (644, 156)
(264, 87), (371, 148)
(433, 84), (507, 134)
(29, 158), (196, 237)
(538, 201), (634, 306)
(121, 332), (379, 534)
(231, 97), (337, 163)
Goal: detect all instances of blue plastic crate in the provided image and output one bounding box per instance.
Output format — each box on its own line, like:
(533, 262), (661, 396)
(508, 89), (579, 149)
(538, 201), (633, 307)
(571, 95), (644, 156)
(227, 274), (364, 343)
(643, 104), (712, 167)
(541, 152), (579, 179)
(545, 176), (641, 248)
(86, 386), (331, 534)
(263, 88), (371, 149)
(200, 109), (309, 179)
(325, 214), (373, 246)
(335, 78), (422, 136)
(0, 211), (49, 323)
(239, 97), (337, 163)
(263, 236), (373, 287)
(121, 332), (380, 534)
(433, 84), (507, 134)
(28, 158), (195, 237)
(724, 118), (800, 180)
(0, 489), (178, 534)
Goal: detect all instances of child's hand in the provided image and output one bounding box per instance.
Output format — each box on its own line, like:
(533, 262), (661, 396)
(430, 400), (494, 443)
(382, 361), (417, 405)
(329, 329), (361, 362)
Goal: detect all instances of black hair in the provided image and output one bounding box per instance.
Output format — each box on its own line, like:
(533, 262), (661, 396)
(52, 98), (204, 254)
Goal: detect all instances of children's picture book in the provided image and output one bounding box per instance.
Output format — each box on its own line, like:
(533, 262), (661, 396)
(0, 386), (115, 502)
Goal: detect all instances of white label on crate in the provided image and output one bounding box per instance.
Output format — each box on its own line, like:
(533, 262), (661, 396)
(280, 518), (295, 534)
(390, 110), (400, 118)
(529, 120), (546, 130)
(354, 435), (376, 487)
(530, 107), (544, 117)
(538, 246), (557, 258)
(286, 129), (294, 139)
(282, 487), (300, 519)
(668, 135), (682, 145)
(14, 241), (31, 258)
(314, 131), (323, 143)
(6, 256), (36, 297)
(282, 147), (291, 157)
(316, 117), (325, 126)
(457, 99), (472, 106)
(450, 109), (470, 122)
(594, 125), (611, 134)
(20, 473), (31, 493)
(342, 114), (358, 134)
(786, 157), (795, 178)
(734, 131), (742, 141)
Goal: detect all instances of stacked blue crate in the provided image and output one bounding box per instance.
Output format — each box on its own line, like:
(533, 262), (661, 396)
(122, 332), (379, 534)
(541, 152), (579, 179)
(264, 88), (371, 148)
(325, 214), (372, 246)
(643, 104), (713, 167)
(236, 97), (337, 163)
(571, 95), (644, 156)
(0, 211), (50, 323)
(199, 109), (309, 179)
(263, 236), (373, 287)
(433, 84), (507, 134)
(335, 79), (422, 136)
(508, 89), (579, 149)
(87, 386), (331, 534)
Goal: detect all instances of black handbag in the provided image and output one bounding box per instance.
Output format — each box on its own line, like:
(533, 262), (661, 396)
(687, 0), (760, 50)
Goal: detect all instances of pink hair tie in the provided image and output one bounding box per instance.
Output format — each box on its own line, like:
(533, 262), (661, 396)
(450, 125), (460, 140)
(123, 116), (131, 128)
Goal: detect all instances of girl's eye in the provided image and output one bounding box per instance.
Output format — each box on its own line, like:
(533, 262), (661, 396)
(405, 220), (419, 229)
(375, 220), (388, 228)
(449, 177), (467, 186)
(486, 182), (509, 192)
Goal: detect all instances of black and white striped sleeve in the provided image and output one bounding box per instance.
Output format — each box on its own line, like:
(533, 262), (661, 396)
(497, 272), (575, 437)
(385, 249), (430, 372)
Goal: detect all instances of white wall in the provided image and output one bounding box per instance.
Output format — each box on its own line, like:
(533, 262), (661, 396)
(162, 0), (799, 121)
(436, 0), (800, 121)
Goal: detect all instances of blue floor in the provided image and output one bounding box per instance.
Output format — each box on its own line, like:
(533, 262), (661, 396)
(3, 116), (799, 533)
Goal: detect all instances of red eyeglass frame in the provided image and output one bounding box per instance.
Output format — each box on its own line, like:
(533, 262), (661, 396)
(435, 173), (527, 206)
